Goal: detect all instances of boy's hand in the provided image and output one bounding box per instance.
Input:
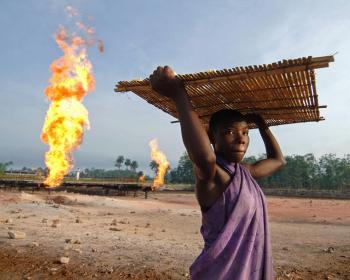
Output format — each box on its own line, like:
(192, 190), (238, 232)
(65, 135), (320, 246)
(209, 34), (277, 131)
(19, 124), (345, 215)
(149, 66), (185, 100)
(245, 113), (268, 128)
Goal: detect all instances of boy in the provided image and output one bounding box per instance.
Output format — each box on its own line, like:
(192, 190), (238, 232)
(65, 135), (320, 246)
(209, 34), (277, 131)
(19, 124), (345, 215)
(150, 66), (285, 280)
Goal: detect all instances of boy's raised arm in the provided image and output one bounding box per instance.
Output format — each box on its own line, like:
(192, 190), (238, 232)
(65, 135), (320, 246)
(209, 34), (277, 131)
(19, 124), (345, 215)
(149, 66), (216, 180)
(244, 114), (286, 178)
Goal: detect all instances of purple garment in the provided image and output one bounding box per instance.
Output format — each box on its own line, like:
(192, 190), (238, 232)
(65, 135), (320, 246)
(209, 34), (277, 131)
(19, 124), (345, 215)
(190, 156), (273, 280)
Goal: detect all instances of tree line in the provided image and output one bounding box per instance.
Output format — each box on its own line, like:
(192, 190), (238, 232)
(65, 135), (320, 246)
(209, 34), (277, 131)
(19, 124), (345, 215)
(251, 153), (350, 190)
(167, 152), (350, 190)
(114, 156), (138, 171)
(2, 153), (349, 190)
(81, 155), (143, 179)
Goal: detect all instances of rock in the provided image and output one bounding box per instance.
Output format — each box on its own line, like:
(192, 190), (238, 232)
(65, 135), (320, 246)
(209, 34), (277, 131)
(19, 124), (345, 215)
(282, 247), (289, 251)
(31, 242), (39, 247)
(109, 227), (122, 231)
(63, 244), (72, 250)
(130, 211), (135, 214)
(145, 223), (151, 228)
(42, 218), (48, 224)
(65, 239), (72, 244)
(98, 266), (114, 273)
(91, 248), (97, 252)
(60, 257), (70, 264)
(73, 239), (82, 244)
(107, 267), (114, 273)
(8, 231), (26, 239)
(52, 196), (68, 204)
(52, 219), (60, 228)
(110, 219), (117, 226)
(282, 270), (291, 278)
(5, 218), (13, 223)
(73, 248), (82, 254)
(324, 246), (335, 253)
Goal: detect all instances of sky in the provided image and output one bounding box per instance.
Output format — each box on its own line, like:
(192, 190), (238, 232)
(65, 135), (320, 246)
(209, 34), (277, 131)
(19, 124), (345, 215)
(0, 0), (349, 175)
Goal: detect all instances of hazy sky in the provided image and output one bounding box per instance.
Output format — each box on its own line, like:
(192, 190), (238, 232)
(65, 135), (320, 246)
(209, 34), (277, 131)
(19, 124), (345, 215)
(0, 0), (349, 174)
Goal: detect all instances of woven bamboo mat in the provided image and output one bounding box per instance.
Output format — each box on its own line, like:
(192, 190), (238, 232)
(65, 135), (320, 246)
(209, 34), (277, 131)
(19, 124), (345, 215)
(115, 56), (334, 128)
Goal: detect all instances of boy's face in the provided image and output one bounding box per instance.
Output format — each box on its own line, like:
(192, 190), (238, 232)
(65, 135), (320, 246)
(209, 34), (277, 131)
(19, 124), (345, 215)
(211, 120), (249, 163)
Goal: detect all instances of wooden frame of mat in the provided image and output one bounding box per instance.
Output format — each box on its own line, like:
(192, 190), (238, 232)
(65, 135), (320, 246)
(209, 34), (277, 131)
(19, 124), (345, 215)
(115, 56), (334, 128)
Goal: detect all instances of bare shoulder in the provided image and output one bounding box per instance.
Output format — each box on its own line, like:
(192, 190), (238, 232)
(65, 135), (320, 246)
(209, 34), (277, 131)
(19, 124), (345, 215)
(241, 162), (253, 173)
(194, 163), (231, 209)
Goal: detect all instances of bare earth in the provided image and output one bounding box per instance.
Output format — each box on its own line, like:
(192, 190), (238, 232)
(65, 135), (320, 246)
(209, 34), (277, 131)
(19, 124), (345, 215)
(0, 190), (349, 280)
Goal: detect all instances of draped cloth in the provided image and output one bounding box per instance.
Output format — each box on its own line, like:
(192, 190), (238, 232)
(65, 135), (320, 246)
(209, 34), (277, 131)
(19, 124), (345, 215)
(190, 155), (274, 280)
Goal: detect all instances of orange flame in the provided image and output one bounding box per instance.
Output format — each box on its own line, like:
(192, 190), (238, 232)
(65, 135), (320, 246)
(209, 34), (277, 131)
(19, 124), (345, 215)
(149, 139), (169, 190)
(139, 175), (145, 183)
(41, 15), (97, 187)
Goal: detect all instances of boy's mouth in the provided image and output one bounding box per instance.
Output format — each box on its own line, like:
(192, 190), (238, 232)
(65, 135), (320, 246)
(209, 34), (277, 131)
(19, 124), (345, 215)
(231, 147), (246, 153)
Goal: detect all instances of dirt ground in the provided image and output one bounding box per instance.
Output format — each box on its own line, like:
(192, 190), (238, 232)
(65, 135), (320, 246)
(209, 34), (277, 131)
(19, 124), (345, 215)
(0, 189), (349, 280)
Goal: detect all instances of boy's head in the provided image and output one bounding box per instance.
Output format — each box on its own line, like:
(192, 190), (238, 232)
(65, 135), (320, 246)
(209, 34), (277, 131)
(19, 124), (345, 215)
(208, 109), (249, 163)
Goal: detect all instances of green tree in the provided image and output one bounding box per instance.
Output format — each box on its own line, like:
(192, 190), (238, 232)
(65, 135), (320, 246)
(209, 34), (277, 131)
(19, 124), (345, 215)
(130, 160), (138, 172)
(124, 158), (131, 170)
(115, 156), (124, 170)
(0, 161), (13, 175)
(170, 152), (195, 184)
(317, 153), (350, 189)
(149, 160), (159, 175)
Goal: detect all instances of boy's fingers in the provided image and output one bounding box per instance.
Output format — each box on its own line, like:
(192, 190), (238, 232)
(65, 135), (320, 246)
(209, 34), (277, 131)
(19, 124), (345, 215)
(164, 65), (174, 77)
(156, 66), (164, 74)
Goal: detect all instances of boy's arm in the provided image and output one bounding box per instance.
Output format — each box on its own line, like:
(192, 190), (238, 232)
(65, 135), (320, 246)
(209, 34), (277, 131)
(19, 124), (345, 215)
(243, 114), (286, 178)
(149, 66), (216, 180)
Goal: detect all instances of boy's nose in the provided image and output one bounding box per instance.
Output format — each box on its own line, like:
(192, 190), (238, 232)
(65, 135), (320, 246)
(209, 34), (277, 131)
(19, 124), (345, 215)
(236, 136), (246, 144)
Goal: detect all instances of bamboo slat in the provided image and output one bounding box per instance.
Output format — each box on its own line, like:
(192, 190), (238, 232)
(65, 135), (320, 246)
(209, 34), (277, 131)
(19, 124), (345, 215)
(115, 55), (334, 127)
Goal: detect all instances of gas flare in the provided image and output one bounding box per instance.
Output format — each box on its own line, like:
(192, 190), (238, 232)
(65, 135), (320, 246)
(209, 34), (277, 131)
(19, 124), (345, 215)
(41, 10), (99, 187)
(149, 139), (169, 190)
(139, 175), (145, 183)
